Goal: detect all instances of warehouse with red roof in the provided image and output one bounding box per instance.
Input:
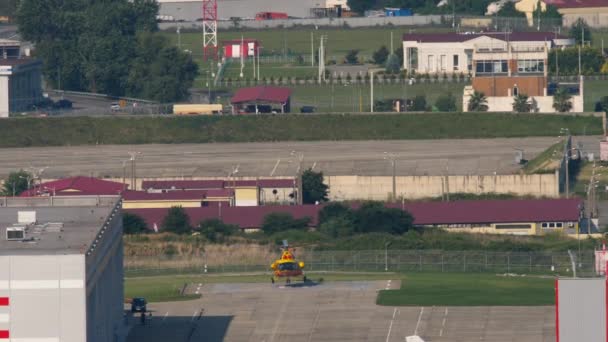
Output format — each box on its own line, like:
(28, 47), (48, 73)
(19, 176), (126, 197)
(230, 86), (292, 114)
(127, 198), (583, 236)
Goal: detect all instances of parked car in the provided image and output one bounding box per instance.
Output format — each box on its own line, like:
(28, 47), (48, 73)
(54, 99), (73, 109)
(131, 297), (147, 313)
(110, 102), (120, 111)
(300, 106), (315, 113)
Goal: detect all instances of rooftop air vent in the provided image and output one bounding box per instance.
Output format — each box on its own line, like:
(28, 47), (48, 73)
(6, 226), (26, 241)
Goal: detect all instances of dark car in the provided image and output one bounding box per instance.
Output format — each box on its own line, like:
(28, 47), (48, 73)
(131, 297), (147, 313)
(300, 106), (315, 113)
(54, 99), (73, 109)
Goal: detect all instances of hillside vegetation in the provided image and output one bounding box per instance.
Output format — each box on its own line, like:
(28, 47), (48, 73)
(0, 114), (601, 147)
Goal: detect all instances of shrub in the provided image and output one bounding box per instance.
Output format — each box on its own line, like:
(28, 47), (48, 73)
(435, 93), (457, 112)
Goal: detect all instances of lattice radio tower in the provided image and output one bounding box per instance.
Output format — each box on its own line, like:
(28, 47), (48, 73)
(202, 0), (218, 60)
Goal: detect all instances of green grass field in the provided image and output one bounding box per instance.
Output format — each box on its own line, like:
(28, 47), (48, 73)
(377, 273), (555, 306)
(125, 272), (396, 302)
(584, 79), (608, 112)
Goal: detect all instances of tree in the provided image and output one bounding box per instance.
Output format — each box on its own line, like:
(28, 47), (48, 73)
(2, 170), (31, 196)
(435, 93), (457, 112)
(123, 212), (148, 234)
(347, 0), (373, 15)
(126, 32), (199, 102)
(595, 96), (608, 113)
(496, 2), (526, 18)
(199, 218), (238, 243)
(353, 202), (413, 235)
(411, 95), (427, 111)
(261, 212), (310, 235)
(569, 18), (592, 45)
(302, 169), (329, 204)
(344, 50), (360, 64)
(553, 88), (573, 112)
(467, 91), (488, 112)
(161, 206), (191, 234)
(394, 47), (404, 69)
(318, 216), (355, 238)
(318, 202), (354, 225)
(385, 54), (401, 74)
(548, 47), (604, 75)
(512, 93), (531, 113)
(0, 0), (19, 18)
(540, 5), (563, 26)
(373, 46), (390, 65)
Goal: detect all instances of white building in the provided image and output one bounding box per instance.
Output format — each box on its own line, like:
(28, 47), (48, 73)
(402, 31), (574, 75)
(0, 196), (126, 342)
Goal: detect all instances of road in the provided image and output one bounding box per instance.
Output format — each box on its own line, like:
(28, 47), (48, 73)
(0, 137), (576, 179)
(127, 280), (555, 342)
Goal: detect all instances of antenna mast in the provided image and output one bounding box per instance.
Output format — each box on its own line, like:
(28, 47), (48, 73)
(202, 0), (218, 61)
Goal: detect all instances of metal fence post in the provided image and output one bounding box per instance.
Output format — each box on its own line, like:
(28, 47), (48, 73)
(529, 254), (532, 273)
(507, 255), (510, 273)
(463, 254), (467, 272)
(441, 254), (444, 273)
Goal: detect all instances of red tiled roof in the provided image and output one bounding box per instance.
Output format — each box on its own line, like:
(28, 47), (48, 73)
(231, 86), (292, 104)
(395, 198), (582, 225)
(127, 205), (319, 229)
(122, 189), (233, 201)
(545, 0), (608, 8)
(141, 180), (225, 190)
(20, 176), (126, 197)
(403, 31), (566, 43)
(126, 198), (581, 231)
(141, 179), (295, 190)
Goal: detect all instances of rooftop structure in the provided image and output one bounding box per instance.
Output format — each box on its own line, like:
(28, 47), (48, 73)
(0, 195), (125, 342)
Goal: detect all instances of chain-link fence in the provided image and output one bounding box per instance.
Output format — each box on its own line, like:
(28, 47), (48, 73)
(124, 249), (598, 277)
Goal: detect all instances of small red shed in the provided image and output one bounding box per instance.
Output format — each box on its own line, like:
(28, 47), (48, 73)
(223, 39), (260, 59)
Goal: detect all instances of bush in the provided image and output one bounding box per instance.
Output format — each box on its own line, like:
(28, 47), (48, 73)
(261, 212), (310, 235)
(123, 212), (148, 234)
(435, 93), (457, 112)
(161, 206), (192, 234)
(199, 218), (239, 243)
(353, 201), (413, 234)
(318, 202), (354, 225)
(318, 216), (355, 238)
(411, 95), (427, 111)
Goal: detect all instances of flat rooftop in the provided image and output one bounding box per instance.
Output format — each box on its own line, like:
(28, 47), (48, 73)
(0, 196), (120, 255)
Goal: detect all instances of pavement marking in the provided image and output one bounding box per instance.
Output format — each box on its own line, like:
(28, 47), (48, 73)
(195, 283), (202, 295)
(269, 294), (290, 342)
(385, 308), (397, 342)
(385, 279), (392, 290)
(270, 158), (281, 176)
(162, 312), (169, 322)
(307, 305), (321, 342)
(413, 307), (424, 336)
(439, 308), (448, 337)
(191, 310), (198, 321)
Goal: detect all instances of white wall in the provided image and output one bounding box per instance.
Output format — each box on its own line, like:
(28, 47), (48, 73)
(0, 75), (8, 118)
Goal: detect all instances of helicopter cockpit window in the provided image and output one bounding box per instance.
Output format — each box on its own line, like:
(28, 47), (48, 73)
(278, 262), (297, 271)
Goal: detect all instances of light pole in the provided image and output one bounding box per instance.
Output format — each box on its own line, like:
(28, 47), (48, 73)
(383, 152), (397, 202)
(121, 159), (129, 191)
(291, 151), (304, 205)
(177, 26), (181, 50)
(560, 128), (572, 198)
(385, 241), (391, 271)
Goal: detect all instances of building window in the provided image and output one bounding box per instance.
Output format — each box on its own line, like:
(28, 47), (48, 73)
(407, 47), (418, 70)
(475, 60), (508, 74)
(541, 223), (548, 228)
(542, 222), (565, 229)
(517, 60), (545, 73)
(495, 224), (532, 229)
(465, 49), (473, 71)
(513, 86), (519, 96)
(453, 55), (459, 71)
(556, 222), (563, 228)
(428, 55), (434, 72)
(440, 55), (446, 71)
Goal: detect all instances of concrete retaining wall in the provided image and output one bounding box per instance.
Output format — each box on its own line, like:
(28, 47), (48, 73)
(326, 173), (559, 200)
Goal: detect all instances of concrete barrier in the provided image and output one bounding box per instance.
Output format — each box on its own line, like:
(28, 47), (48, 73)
(326, 172), (559, 200)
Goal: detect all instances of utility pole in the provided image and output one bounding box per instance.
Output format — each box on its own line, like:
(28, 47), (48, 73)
(240, 35), (244, 78)
(128, 152), (141, 191)
(370, 70), (374, 112)
(291, 151), (304, 205)
(445, 160), (450, 202)
(383, 152), (397, 202)
(121, 160), (128, 191)
(311, 32), (314, 67)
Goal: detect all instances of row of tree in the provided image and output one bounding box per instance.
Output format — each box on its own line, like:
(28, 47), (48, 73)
(17, 0), (198, 102)
(124, 201), (415, 240)
(467, 89), (574, 113)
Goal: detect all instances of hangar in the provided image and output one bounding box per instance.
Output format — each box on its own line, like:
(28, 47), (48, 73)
(230, 86), (292, 114)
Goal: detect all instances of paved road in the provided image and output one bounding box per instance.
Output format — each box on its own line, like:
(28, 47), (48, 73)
(127, 280), (555, 342)
(0, 137), (572, 179)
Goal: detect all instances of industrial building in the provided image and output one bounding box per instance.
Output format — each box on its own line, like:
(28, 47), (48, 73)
(128, 198), (583, 236)
(0, 39), (43, 118)
(0, 195), (125, 342)
(230, 86), (292, 114)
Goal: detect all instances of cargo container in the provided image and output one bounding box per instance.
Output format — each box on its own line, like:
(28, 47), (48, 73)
(255, 12), (288, 20)
(173, 104), (223, 115)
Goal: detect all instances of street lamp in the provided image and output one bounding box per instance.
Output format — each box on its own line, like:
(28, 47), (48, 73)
(385, 241), (391, 271)
(383, 152), (397, 202)
(291, 151), (304, 205)
(128, 152), (142, 191)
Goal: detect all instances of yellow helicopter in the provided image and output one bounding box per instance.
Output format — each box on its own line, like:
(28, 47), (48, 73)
(270, 240), (306, 284)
